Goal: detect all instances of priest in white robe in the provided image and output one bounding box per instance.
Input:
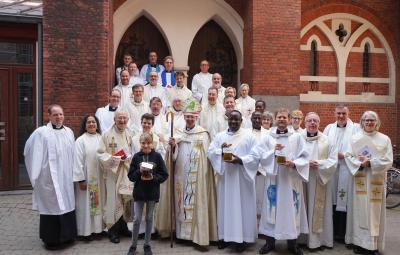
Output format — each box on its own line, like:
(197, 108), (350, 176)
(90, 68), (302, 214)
(221, 96), (251, 130)
(159, 99), (218, 246)
(24, 104), (77, 249)
(159, 56), (176, 88)
(115, 70), (133, 109)
(235, 83), (255, 122)
(73, 115), (104, 240)
(344, 111), (392, 255)
(127, 84), (150, 134)
(244, 108), (309, 255)
(301, 112), (337, 249)
(203, 73), (226, 105)
(97, 110), (133, 243)
(250, 111), (269, 224)
(289, 109), (304, 133)
(166, 96), (186, 135)
(149, 97), (168, 147)
(140, 51), (164, 83)
(128, 62), (145, 86)
(131, 113), (165, 156)
(167, 72), (192, 104)
(116, 53), (132, 85)
(323, 105), (360, 242)
(191, 60), (213, 103)
(95, 89), (121, 133)
(208, 110), (258, 252)
(199, 87), (226, 140)
(143, 71), (168, 111)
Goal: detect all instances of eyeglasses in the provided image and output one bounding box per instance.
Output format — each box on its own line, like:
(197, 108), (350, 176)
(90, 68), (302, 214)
(364, 119), (376, 122)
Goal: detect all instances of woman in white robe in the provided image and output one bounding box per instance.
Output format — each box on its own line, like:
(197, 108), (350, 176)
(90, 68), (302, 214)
(73, 115), (104, 240)
(345, 111), (393, 255)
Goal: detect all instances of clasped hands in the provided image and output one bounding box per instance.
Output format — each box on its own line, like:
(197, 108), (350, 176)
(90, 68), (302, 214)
(275, 144), (295, 168)
(140, 166), (154, 181)
(221, 143), (242, 164)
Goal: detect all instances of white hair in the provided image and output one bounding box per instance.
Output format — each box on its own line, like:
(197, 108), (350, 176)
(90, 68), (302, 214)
(360, 111), (381, 131)
(305, 112), (320, 123)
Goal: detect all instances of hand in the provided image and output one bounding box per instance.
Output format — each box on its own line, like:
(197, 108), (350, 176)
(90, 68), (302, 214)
(338, 152), (344, 160)
(284, 160), (295, 168)
(309, 160), (319, 169)
(168, 137), (176, 147)
(221, 143), (232, 149)
(358, 156), (370, 167)
(139, 166), (144, 174)
(275, 144), (284, 151)
(79, 181), (87, 190)
(225, 154), (243, 165)
(141, 173), (153, 181)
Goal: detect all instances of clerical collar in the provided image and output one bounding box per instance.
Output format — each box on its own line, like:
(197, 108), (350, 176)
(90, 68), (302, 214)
(150, 64), (157, 68)
(307, 131), (318, 137)
(253, 127), (261, 131)
(276, 129), (288, 134)
(133, 100), (142, 105)
(337, 123), (347, 128)
(52, 124), (63, 130)
(109, 105), (118, 112)
(185, 126), (195, 131)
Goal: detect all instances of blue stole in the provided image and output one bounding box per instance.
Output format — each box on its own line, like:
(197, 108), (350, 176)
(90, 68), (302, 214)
(145, 64), (161, 82)
(161, 70), (176, 87)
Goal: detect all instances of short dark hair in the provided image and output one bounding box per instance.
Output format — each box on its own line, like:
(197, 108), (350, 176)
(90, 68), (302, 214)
(174, 71), (185, 78)
(255, 99), (266, 108)
(141, 113), (155, 125)
(149, 97), (163, 107)
(228, 109), (242, 119)
(79, 114), (101, 136)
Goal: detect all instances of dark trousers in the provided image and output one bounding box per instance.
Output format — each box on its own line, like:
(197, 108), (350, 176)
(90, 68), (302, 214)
(266, 236), (298, 249)
(40, 210), (77, 246)
(333, 205), (347, 241)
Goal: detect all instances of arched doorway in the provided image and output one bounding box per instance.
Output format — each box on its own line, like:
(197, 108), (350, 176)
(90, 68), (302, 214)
(188, 20), (238, 89)
(115, 16), (170, 74)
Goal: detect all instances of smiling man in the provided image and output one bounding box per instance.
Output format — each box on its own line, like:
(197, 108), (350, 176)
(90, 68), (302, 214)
(208, 110), (258, 252)
(24, 104), (77, 249)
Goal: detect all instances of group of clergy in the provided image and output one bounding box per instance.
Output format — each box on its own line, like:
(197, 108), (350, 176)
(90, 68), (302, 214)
(23, 53), (393, 255)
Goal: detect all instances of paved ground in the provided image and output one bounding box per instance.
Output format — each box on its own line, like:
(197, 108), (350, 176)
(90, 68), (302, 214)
(0, 191), (399, 255)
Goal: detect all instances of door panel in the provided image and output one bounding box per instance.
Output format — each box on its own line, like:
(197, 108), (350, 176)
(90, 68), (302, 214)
(0, 68), (11, 189)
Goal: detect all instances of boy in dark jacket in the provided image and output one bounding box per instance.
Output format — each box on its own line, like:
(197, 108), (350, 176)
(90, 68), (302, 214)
(127, 133), (168, 255)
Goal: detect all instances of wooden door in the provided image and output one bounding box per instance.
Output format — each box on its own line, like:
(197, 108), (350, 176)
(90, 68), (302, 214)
(0, 68), (11, 189)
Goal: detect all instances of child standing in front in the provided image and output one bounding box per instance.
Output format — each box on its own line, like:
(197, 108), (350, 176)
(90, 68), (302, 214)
(127, 133), (169, 255)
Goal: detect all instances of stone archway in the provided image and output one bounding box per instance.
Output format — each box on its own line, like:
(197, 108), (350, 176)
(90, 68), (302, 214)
(115, 16), (170, 70)
(187, 20), (238, 89)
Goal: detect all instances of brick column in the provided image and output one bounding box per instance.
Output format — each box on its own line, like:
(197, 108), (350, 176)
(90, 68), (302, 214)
(43, 0), (113, 134)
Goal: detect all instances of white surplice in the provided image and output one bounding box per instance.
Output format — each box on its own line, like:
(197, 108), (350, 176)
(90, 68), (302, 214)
(244, 127), (309, 240)
(236, 96), (256, 120)
(208, 128), (258, 243)
(301, 131), (337, 248)
(143, 84), (168, 110)
(73, 132), (104, 236)
(139, 64), (164, 83)
(95, 104), (117, 134)
(114, 83), (133, 109)
(167, 85), (192, 104)
(344, 131), (393, 252)
(129, 75), (145, 86)
(126, 100), (150, 134)
(198, 103), (226, 141)
(323, 120), (360, 212)
(191, 72), (212, 102)
(24, 123), (75, 215)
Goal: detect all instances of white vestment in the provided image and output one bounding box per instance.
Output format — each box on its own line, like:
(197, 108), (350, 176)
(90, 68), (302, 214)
(24, 123), (75, 215)
(97, 125), (133, 228)
(114, 83), (133, 109)
(73, 133), (104, 236)
(344, 131), (392, 252)
(143, 84), (168, 110)
(236, 96), (256, 120)
(167, 85), (192, 104)
(323, 120), (360, 211)
(129, 75), (145, 86)
(191, 72), (212, 102)
(126, 100), (150, 134)
(208, 128), (258, 243)
(301, 131), (337, 248)
(252, 129), (268, 218)
(140, 64), (164, 83)
(152, 113), (169, 146)
(198, 103), (226, 140)
(202, 86), (226, 106)
(245, 127), (309, 240)
(95, 104), (117, 134)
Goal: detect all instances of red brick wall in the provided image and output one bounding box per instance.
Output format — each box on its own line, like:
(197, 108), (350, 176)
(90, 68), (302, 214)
(43, 0), (113, 135)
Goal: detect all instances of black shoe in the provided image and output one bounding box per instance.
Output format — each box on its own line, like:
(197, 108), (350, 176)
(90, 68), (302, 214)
(353, 246), (367, 254)
(144, 245), (153, 255)
(235, 242), (247, 253)
(368, 251), (380, 255)
(108, 232), (120, 243)
(127, 245), (136, 255)
(259, 243), (275, 254)
(218, 240), (230, 249)
(44, 243), (62, 250)
(121, 229), (132, 238)
(288, 246), (304, 255)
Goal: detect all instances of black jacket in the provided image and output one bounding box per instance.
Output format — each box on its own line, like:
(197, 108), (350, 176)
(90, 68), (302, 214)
(128, 150), (168, 202)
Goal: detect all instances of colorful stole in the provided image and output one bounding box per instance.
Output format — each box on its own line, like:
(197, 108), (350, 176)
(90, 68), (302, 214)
(145, 64), (161, 82)
(161, 70), (176, 87)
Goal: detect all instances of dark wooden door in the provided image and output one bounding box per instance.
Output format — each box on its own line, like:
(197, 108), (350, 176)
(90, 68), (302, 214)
(115, 16), (170, 72)
(188, 20), (238, 89)
(0, 68), (11, 189)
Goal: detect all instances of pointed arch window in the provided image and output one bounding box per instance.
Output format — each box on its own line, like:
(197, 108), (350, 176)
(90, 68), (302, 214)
(363, 43), (370, 77)
(310, 40), (318, 76)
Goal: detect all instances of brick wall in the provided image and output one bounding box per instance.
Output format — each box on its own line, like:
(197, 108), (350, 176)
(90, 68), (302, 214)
(43, 0), (113, 135)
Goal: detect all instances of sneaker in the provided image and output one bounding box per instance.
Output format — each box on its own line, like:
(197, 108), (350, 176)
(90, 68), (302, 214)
(127, 245), (136, 255)
(144, 245), (153, 255)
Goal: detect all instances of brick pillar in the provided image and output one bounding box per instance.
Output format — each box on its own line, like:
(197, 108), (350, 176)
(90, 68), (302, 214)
(43, 0), (113, 134)
(250, 0), (301, 110)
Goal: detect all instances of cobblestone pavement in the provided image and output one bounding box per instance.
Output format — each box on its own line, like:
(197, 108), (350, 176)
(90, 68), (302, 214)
(0, 191), (399, 255)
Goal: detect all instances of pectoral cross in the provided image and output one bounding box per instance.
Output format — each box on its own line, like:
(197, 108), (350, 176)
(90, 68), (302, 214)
(108, 136), (117, 154)
(372, 187), (381, 197)
(356, 180), (365, 189)
(339, 188), (346, 200)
